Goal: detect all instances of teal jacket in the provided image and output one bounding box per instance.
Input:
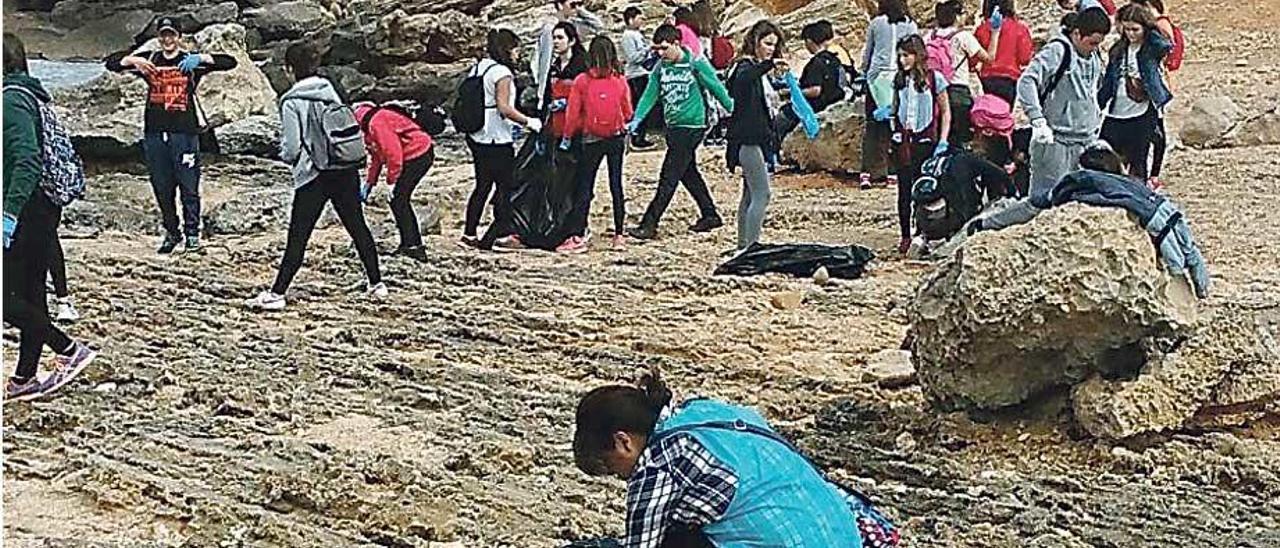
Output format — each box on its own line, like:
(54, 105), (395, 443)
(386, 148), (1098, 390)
(654, 399), (861, 547)
(3, 73), (48, 217)
(634, 48), (733, 129)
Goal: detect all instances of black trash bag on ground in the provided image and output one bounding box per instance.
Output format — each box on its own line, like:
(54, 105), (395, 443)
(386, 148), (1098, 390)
(714, 242), (875, 279)
(508, 134), (579, 250)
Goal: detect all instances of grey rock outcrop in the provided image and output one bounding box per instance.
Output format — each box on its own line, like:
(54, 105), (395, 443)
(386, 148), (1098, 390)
(215, 115), (281, 158)
(1180, 96), (1242, 148)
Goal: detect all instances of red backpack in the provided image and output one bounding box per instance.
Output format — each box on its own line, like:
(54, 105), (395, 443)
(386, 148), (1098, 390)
(583, 76), (628, 138)
(711, 36), (735, 70)
(1158, 15), (1186, 71)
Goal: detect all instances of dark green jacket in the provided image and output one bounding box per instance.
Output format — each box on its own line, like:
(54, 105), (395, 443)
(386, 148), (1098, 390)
(3, 73), (49, 217)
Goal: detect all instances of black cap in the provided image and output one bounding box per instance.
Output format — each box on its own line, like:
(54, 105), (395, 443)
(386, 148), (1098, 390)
(156, 17), (180, 34)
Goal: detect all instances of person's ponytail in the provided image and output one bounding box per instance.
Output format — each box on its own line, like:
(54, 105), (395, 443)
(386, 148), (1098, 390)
(638, 370), (673, 415)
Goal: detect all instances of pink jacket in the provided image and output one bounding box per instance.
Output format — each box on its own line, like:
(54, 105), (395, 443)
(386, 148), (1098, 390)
(354, 104), (433, 186)
(678, 23), (703, 58)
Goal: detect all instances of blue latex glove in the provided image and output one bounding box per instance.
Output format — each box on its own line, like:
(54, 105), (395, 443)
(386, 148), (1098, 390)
(549, 98), (568, 113)
(783, 72), (821, 140)
(178, 53), (203, 74)
(872, 105), (892, 122)
(359, 183), (373, 203)
(2, 213), (16, 249)
(559, 137), (572, 151)
(625, 119), (641, 136)
(933, 140), (949, 157)
(990, 6), (1004, 31)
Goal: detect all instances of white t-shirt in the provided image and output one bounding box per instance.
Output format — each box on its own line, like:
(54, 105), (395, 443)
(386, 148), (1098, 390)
(1110, 44), (1148, 119)
(939, 28), (984, 89)
(468, 58), (516, 145)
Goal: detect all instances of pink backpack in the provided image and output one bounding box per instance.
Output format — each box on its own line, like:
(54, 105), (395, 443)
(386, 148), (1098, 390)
(925, 30), (962, 83)
(970, 94), (1014, 141)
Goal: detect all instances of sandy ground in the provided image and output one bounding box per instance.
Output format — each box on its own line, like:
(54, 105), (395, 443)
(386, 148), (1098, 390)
(5, 1), (1280, 546)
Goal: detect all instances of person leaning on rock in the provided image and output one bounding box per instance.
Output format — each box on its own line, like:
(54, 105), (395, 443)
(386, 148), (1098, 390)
(104, 16), (237, 254)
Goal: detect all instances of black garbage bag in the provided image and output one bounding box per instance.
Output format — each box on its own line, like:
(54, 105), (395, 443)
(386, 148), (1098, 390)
(508, 134), (579, 250)
(714, 242), (875, 279)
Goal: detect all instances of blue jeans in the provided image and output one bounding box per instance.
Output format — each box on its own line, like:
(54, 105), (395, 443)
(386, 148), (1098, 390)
(143, 132), (202, 237)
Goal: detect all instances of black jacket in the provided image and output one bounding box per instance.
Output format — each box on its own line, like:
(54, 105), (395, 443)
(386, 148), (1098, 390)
(105, 49), (237, 134)
(726, 58), (777, 147)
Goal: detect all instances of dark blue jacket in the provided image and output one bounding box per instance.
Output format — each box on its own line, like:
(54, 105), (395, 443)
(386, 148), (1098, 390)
(1098, 30), (1173, 111)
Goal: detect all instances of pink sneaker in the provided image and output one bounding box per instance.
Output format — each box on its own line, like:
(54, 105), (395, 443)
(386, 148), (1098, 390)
(858, 173), (872, 190)
(886, 174), (899, 188)
(1147, 176), (1165, 192)
(41, 342), (97, 397)
(492, 235), (524, 252)
(556, 236), (587, 254)
(611, 234), (626, 248)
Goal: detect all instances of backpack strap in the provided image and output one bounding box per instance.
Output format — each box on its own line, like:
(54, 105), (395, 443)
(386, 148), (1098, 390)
(1040, 38), (1072, 104)
(359, 105), (383, 133)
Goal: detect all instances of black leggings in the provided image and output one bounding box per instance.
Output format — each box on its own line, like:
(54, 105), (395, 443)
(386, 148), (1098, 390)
(272, 170), (382, 295)
(895, 141), (934, 241)
(391, 149), (434, 249)
(50, 235), (69, 298)
(1150, 116), (1166, 178)
(570, 136), (626, 237)
(1101, 105), (1159, 180)
(3, 193), (73, 380)
(465, 140), (517, 248)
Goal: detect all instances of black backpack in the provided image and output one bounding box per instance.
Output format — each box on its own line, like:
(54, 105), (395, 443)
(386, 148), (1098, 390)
(451, 62), (497, 134)
(1040, 37), (1073, 104)
(360, 102), (447, 137)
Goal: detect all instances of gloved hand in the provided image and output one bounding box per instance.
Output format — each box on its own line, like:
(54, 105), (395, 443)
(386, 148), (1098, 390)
(359, 182), (373, 203)
(872, 105), (893, 122)
(549, 98), (568, 112)
(933, 140), (949, 157)
(625, 119), (641, 136)
(525, 117), (543, 133)
(178, 53), (203, 74)
(559, 137), (572, 151)
(2, 213), (17, 249)
(990, 6), (1004, 32)
(1030, 118), (1054, 145)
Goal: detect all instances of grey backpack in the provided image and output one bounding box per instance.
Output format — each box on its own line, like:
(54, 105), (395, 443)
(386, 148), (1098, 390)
(303, 98), (365, 171)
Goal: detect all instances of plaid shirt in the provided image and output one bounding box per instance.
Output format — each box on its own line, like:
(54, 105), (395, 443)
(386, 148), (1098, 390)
(623, 432), (738, 548)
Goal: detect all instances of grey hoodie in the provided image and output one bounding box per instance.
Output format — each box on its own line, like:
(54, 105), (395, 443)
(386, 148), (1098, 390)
(279, 76), (343, 188)
(1016, 38), (1105, 146)
(861, 15), (918, 83)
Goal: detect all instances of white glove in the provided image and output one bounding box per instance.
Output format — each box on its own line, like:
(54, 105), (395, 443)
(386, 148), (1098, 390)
(1030, 118), (1054, 145)
(525, 117), (543, 133)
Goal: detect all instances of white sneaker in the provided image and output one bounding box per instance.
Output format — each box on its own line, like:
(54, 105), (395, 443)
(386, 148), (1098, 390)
(55, 297), (80, 323)
(245, 290), (286, 311)
(368, 282), (389, 299)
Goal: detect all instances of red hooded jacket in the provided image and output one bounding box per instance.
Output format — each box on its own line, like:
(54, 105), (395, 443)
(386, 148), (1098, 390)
(354, 104), (433, 186)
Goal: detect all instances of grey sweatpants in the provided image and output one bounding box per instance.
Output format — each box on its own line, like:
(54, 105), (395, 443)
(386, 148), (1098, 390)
(1029, 140), (1087, 196)
(736, 144), (771, 250)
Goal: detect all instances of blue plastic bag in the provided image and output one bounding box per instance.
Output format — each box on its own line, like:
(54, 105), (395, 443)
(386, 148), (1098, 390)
(784, 72), (820, 140)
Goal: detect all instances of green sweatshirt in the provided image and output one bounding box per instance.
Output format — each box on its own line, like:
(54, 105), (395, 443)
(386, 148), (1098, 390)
(634, 48), (734, 129)
(3, 73), (48, 218)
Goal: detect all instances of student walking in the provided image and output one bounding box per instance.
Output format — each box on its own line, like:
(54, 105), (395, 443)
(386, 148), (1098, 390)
(626, 24), (734, 241)
(245, 43), (384, 311)
(104, 16), (236, 253)
(929, 0), (1000, 146)
(1099, 4), (1172, 183)
(354, 102), (435, 262)
(620, 6), (658, 149)
(727, 21), (786, 252)
(874, 34), (951, 255)
(1016, 7), (1110, 196)
(562, 36), (633, 251)
(463, 30), (543, 251)
(974, 0), (1033, 106)
(4, 34), (97, 403)
(860, 0), (918, 189)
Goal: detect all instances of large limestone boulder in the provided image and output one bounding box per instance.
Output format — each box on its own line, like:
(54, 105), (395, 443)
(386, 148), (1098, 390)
(1220, 104), (1280, 148)
(782, 99), (865, 174)
(215, 114), (281, 158)
(51, 23), (277, 160)
(371, 9), (486, 64)
(1072, 306), (1280, 439)
(241, 0), (337, 42)
(1179, 96), (1242, 149)
(909, 204), (1200, 412)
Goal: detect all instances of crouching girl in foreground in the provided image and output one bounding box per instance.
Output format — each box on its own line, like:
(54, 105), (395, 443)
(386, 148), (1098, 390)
(572, 373), (899, 547)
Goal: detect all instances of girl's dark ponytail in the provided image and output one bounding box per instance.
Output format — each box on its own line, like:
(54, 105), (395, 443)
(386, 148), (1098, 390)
(638, 370), (673, 415)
